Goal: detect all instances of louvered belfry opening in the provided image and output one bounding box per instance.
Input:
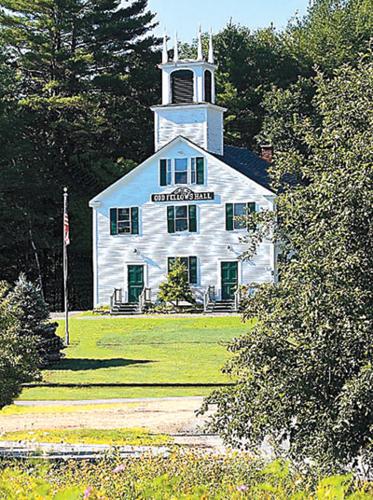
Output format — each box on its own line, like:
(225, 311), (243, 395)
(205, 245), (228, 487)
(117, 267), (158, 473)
(204, 70), (212, 103)
(171, 70), (194, 104)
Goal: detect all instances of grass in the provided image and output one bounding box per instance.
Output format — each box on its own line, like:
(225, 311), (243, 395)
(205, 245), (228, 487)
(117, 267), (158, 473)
(0, 428), (172, 446)
(0, 403), (136, 415)
(19, 315), (249, 400)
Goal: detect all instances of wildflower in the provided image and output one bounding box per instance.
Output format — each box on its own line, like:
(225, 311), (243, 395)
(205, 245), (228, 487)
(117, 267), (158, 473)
(237, 484), (249, 492)
(83, 486), (92, 498)
(112, 464), (126, 473)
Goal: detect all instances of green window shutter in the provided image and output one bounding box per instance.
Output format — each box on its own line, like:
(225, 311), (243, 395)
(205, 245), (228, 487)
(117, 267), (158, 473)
(188, 205), (197, 232)
(189, 256), (197, 284)
(131, 207), (139, 234)
(160, 159), (167, 186)
(247, 202), (256, 231)
(167, 206), (175, 233)
(110, 208), (117, 235)
(226, 204), (233, 231)
(196, 157), (204, 184)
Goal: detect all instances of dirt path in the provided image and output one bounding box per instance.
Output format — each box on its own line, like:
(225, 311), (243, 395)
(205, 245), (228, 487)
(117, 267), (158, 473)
(0, 397), (212, 437)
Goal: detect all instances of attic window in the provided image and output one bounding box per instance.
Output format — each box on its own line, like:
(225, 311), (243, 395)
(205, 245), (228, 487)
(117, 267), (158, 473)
(204, 70), (212, 103)
(171, 70), (194, 104)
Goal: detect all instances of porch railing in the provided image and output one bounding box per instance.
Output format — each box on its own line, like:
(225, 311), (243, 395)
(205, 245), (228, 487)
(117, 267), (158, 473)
(139, 288), (152, 313)
(110, 288), (123, 308)
(203, 286), (216, 312)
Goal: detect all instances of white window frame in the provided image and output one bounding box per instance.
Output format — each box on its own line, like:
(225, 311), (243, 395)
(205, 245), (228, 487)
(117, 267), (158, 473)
(159, 157), (206, 187)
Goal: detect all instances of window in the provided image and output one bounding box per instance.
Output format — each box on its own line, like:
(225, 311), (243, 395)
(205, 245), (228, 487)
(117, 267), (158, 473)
(171, 70), (194, 104)
(110, 207), (139, 235)
(226, 203), (256, 231)
(167, 205), (197, 233)
(168, 256), (198, 284)
(204, 70), (212, 103)
(175, 158), (188, 184)
(160, 158), (205, 187)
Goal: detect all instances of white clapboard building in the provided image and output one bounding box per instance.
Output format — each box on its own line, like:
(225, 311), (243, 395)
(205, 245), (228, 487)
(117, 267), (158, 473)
(89, 31), (276, 313)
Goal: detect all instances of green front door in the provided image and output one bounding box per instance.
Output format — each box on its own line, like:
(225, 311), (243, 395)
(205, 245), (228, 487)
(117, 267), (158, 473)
(221, 261), (238, 300)
(128, 265), (144, 303)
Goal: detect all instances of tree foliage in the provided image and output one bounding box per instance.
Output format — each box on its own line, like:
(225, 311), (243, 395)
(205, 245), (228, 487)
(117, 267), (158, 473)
(0, 281), (39, 408)
(158, 259), (195, 310)
(202, 56), (373, 471)
(0, 0), (160, 308)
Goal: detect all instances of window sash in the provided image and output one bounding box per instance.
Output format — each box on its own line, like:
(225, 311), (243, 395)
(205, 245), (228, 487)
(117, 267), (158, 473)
(168, 205), (197, 233)
(175, 158), (188, 184)
(111, 207), (139, 235)
(226, 203), (256, 231)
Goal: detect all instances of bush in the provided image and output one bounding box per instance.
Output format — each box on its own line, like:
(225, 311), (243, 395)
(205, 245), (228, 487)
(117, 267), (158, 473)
(158, 259), (196, 311)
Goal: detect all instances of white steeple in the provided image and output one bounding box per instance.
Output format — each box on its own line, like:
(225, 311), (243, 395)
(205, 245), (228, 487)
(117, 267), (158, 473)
(173, 32), (179, 62)
(208, 29), (214, 64)
(162, 30), (168, 64)
(152, 29), (226, 155)
(197, 26), (204, 61)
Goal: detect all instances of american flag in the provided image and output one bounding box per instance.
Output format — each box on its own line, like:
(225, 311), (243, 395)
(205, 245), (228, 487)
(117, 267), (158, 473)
(64, 212), (70, 246)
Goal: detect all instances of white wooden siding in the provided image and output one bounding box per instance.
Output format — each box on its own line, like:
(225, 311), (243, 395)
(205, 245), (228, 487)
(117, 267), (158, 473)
(153, 105), (224, 155)
(92, 139), (275, 307)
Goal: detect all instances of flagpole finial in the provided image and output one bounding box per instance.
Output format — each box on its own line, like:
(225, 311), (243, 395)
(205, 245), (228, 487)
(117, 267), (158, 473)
(64, 186), (68, 193)
(162, 29), (168, 64)
(197, 25), (203, 61)
(208, 28), (214, 64)
(174, 32), (179, 62)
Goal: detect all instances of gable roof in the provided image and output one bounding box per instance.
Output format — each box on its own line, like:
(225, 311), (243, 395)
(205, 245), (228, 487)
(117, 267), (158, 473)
(212, 145), (273, 192)
(89, 136), (275, 205)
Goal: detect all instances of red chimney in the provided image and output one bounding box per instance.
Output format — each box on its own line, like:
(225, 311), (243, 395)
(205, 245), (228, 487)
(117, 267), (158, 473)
(260, 144), (273, 163)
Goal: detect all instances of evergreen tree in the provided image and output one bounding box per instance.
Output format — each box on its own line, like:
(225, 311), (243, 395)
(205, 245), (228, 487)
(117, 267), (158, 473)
(202, 57), (373, 471)
(0, 281), (39, 408)
(0, 1), (160, 309)
(7, 273), (65, 366)
(158, 259), (195, 310)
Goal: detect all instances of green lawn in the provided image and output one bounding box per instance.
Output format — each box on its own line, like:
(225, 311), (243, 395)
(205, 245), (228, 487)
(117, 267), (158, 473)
(20, 315), (250, 400)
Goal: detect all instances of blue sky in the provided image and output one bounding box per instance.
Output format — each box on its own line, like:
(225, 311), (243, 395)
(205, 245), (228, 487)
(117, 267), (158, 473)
(146, 0), (310, 41)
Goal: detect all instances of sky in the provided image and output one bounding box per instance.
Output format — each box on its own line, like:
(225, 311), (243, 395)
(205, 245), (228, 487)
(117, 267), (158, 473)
(146, 0), (311, 42)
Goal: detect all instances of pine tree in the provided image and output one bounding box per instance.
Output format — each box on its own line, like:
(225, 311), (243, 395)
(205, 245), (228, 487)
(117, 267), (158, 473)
(0, 280), (39, 408)
(7, 274), (65, 367)
(158, 259), (195, 310)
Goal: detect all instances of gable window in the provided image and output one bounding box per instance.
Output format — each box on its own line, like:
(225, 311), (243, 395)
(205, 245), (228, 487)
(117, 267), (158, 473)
(167, 205), (197, 233)
(160, 157), (205, 187)
(226, 203), (256, 231)
(175, 158), (188, 184)
(168, 256), (198, 284)
(110, 207), (139, 235)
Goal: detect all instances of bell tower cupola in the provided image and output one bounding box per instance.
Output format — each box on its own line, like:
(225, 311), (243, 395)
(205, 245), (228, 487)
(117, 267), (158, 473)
(151, 28), (226, 155)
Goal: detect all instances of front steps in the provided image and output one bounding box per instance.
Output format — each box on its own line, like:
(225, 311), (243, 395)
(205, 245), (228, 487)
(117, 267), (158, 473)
(205, 300), (236, 314)
(110, 303), (140, 315)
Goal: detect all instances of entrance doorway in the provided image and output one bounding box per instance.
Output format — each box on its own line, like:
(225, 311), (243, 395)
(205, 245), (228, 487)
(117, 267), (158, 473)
(221, 261), (238, 300)
(127, 265), (144, 303)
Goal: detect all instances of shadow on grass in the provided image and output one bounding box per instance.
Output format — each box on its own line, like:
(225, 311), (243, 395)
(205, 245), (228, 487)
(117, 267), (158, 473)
(49, 358), (153, 371)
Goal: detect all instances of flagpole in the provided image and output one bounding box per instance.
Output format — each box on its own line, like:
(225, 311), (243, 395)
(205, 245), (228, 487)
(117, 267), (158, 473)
(63, 187), (69, 346)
